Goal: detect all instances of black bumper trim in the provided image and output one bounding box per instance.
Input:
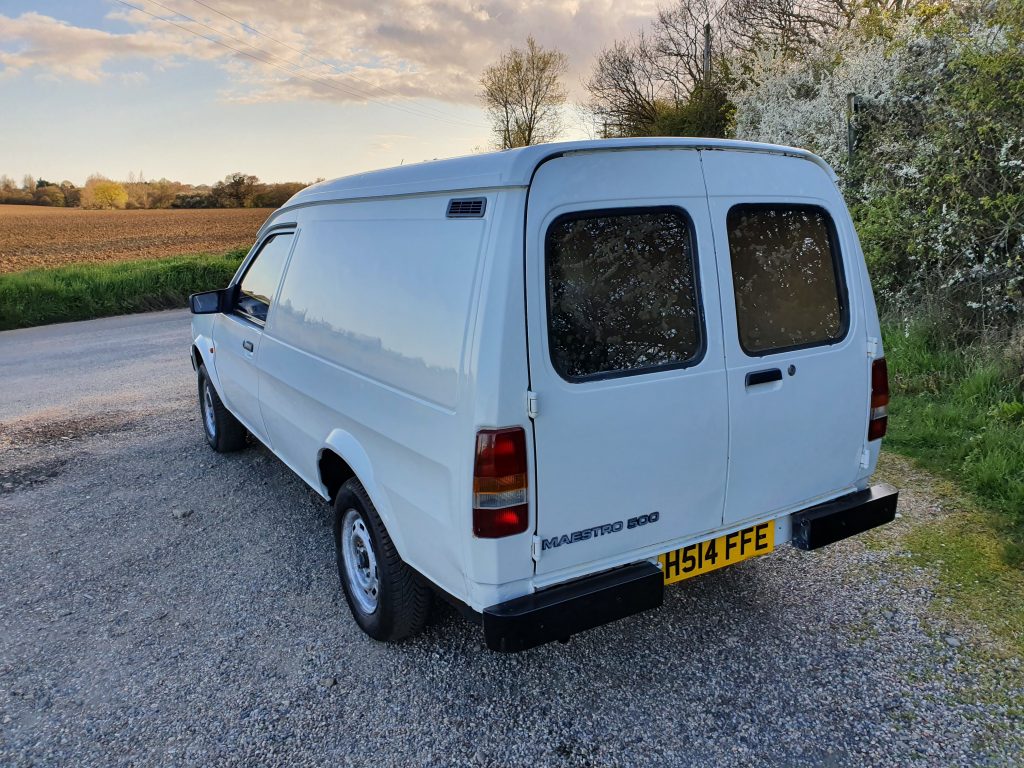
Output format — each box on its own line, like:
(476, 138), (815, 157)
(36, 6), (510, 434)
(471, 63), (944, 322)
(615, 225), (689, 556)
(791, 483), (899, 550)
(482, 561), (664, 653)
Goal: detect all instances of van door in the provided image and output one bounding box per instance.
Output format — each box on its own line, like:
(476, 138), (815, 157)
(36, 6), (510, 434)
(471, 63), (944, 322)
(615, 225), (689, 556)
(526, 150), (728, 579)
(699, 150), (868, 526)
(213, 231), (294, 445)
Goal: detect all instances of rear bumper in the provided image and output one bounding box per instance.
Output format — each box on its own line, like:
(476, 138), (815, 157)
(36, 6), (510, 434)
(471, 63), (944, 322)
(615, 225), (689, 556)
(791, 483), (899, 550)
(482, 562), (663, 653)
(481, 483), (897, 653)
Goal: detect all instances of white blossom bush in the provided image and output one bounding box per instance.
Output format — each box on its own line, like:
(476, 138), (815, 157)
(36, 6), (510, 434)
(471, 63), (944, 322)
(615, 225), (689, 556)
(729, 29), (904, 170)
(728, 8), (1024, 330)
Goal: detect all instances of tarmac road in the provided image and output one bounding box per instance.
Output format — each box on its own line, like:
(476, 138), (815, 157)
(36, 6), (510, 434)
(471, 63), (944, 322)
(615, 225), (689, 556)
(0, 310), (1020, 767)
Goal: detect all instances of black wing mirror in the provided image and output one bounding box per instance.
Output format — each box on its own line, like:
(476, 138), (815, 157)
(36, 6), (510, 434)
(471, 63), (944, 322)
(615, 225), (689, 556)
(189, 287), (233, 314)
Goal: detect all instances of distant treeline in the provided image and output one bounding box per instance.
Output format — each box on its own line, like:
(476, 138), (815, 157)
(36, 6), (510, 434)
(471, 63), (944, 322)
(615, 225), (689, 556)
(0, 172), (315, 210)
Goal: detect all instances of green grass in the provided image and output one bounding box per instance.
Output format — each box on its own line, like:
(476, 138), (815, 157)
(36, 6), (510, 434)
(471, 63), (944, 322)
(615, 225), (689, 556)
(883, 321), (1024, 565)
(0, 249), (247, 331)
(874, 454), (1024, 657)
(907, 504), (1024, 656)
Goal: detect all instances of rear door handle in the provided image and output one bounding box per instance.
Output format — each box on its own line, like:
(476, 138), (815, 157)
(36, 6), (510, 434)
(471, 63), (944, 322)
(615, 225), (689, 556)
(242, 340), (254, 352)
(745, 368), (782, 387)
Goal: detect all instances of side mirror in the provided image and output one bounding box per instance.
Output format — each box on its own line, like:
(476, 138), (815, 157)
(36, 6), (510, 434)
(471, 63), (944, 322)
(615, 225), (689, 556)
(189, 288), (231, 314)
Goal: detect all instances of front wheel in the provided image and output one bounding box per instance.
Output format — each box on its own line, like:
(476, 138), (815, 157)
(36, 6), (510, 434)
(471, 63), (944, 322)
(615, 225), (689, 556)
(197, 365), (247, 452)
(333, 478), (430, 642)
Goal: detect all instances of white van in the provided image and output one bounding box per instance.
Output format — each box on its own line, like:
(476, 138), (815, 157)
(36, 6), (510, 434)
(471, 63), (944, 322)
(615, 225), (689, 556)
(189, 138), (898, 652)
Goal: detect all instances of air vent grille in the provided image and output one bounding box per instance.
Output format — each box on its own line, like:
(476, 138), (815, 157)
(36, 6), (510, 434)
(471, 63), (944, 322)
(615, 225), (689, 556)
(447, 197), (486, 218)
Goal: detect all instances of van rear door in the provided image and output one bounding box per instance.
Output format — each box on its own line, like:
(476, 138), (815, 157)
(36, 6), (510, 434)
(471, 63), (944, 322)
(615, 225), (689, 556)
(526, 149), (728, 579)
(700, 150), (869, 526)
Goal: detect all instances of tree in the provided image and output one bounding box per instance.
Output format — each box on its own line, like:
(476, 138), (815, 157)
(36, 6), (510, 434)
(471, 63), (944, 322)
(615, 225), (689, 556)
(251, 182), (307, 208)
(651, 82), (735, 138)
(652, 0), (721, 95)
(81, 176), (129, 209)
(125, 171), (150, 209)
(60, 181), (81, 208)
(147, 179), (182, 209)
(585, 35), (666, 137)
(172, 191), (215, 209)
(22, 174), (36, 193)
(480, 37), (568, 149)
(212, 172), (260, 208)
(33, 185), (65, 206)
(585, 0), (734, 138)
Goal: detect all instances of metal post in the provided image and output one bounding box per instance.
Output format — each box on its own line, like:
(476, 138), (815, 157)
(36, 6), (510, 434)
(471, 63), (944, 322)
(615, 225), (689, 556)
(703, 23), (712, 82)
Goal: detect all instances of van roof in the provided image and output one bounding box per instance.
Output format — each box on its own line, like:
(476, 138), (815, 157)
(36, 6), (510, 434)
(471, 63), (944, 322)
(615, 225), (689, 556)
(278, 137), (836, 213)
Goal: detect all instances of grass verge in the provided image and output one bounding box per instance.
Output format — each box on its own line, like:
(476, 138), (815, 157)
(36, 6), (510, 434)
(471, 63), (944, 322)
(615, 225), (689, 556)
(0, 249), (247, 331)
(874, 453), (1024, 656)
(883, 321), (1024, 566)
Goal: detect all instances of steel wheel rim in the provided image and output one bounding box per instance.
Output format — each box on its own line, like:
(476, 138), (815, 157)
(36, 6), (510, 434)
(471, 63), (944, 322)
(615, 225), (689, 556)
(202, 383), (216, 437)
(341, 508), (379, 614)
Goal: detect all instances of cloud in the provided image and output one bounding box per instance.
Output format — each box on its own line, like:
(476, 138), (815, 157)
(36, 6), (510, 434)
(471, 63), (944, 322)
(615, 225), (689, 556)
(0, 12), (213, 82)
(0, 1), (660, 104)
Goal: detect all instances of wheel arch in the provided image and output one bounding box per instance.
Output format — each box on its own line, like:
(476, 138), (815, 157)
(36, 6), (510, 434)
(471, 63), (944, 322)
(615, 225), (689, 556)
(318, 429), (406, 558)
(191, 334), (223, 396)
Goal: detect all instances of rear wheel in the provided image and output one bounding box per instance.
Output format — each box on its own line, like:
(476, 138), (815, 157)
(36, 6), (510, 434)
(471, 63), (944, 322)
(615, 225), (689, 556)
(333, 478), (430, 642)
(197, 365), (247, 452)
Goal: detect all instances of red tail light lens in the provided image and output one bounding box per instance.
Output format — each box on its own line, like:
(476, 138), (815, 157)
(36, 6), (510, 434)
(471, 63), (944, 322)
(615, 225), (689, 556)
(868, 357), (889, 441)
(473, 427), (529, 538)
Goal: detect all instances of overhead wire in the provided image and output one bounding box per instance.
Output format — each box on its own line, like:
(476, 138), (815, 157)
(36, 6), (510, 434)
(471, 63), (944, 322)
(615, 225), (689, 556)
(113, 0), (486, 130)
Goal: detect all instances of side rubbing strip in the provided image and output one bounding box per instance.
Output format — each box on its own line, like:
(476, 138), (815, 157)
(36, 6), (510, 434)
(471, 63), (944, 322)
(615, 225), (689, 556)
(447, 197), (486, 218)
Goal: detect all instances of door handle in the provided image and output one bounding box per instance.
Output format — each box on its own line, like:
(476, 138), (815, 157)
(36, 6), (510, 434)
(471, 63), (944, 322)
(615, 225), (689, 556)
(242, 340), (254, 352)
(745, 368), (782, 387)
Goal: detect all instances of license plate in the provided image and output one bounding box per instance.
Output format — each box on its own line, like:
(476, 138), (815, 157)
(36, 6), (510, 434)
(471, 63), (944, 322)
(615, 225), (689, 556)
(659, 521), (775, 585)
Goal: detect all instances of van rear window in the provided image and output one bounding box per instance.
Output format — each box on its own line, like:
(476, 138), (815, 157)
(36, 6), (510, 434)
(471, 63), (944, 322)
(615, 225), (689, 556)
(726, 205), (846, 355)
(545, 207), (702, 380)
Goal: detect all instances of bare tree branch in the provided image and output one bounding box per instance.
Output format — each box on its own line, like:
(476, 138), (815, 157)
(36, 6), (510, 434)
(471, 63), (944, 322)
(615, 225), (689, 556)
(480, 37), (569, 149)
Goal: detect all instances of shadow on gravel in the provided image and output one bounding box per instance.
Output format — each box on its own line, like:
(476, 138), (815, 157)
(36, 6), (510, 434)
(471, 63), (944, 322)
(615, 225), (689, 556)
(0, 410), (143, 449)
(0, 410), (144, 493)
(0, 455), (69, 493)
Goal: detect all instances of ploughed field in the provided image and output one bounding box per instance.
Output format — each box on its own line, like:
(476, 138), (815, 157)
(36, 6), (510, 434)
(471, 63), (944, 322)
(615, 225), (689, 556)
(0, 205), (271, 273)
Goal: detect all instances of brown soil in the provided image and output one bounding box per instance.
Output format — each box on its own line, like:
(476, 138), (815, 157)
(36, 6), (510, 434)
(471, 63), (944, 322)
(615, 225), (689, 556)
(0, 205), (271, 273)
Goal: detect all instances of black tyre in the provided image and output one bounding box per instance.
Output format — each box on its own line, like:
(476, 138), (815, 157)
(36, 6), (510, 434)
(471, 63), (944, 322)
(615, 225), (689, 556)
(333, 478), (430, 642)
(197, 365), (247, 453)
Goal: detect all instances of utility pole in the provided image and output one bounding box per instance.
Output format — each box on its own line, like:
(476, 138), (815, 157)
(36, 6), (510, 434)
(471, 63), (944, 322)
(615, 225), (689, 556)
(703, 23), (712, 82)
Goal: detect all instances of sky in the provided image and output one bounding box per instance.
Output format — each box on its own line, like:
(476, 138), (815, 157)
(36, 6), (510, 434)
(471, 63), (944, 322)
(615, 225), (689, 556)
(0, 0), (660, 185)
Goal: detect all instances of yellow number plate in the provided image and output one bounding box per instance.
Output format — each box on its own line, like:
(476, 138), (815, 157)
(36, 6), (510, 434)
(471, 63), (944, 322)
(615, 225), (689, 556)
(659, 522), (775, 585)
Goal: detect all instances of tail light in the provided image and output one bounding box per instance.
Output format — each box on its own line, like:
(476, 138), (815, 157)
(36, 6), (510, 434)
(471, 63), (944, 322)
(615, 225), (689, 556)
(868, 358), (889, 441)
(473, 427), (529, 538)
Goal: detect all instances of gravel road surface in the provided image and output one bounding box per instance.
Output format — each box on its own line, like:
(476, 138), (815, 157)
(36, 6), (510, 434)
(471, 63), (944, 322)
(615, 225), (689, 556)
(1, 310), (1021, 767)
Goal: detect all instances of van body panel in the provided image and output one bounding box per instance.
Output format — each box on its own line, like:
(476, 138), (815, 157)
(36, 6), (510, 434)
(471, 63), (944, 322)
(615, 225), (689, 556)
(190, 324), (219, 388)
(851, 224), (885, 486)
(270, 213), (486, 410)
(700, 151), (870, 526)
(462, 190), (537, 596)
(212, 313), (271, 444)
(254, 195), (495, 603)
(277, 138), (837, 215)
(526, 149), (730, 577)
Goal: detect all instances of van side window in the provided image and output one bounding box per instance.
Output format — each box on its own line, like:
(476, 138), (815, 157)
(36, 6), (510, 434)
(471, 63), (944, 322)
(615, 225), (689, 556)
(726, 205), (846, 355)
(236, 233), (293, 324)
(545, 207), (702, 380)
